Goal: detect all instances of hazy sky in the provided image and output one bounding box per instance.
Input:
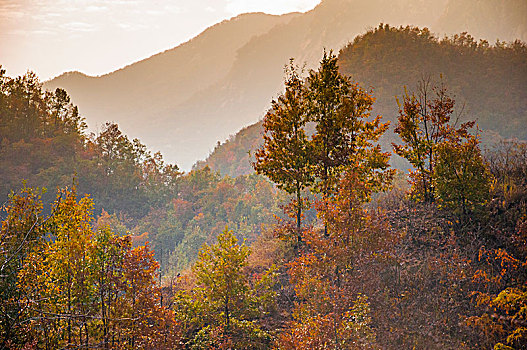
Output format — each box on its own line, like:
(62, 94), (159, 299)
(0, 0), (321, 80)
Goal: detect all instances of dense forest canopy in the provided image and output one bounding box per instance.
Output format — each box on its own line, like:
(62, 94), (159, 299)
(339, 24), (527, 140)
(1, 24), (527, 349)
(0, 66), (284, 274)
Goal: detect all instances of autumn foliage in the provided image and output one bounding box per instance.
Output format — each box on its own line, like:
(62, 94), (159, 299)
(1, 39), (526, 349)
(1, 187), (181, 349)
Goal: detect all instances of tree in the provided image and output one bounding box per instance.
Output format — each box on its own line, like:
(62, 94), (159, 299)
(0, 70), (87, 206)
(279, 172), (394, 349)
(48, 87), (86, 137)
(253, 61), (313, 243)
(79, 122), (181, 221)
(193, 227), (249, 330)
(305, 51), (394, 239)
(12, 185), (181, 349)
(279, 295), (376, 350)
(255, 52), (393, 239)
(0, 186), (45, 348)
(307, 51), (389, 196)
(393, 79), (475, 202)
(469, 245), (527, 350)
(434, 135), (492, 216)
(178, 227), (276, 348)
(18, 185), (95, 348)
(119, 243), (180, 349)
(89, 226), (128, 348)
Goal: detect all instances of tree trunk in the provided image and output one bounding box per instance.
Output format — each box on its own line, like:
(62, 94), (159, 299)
(296, 186), (302, 245)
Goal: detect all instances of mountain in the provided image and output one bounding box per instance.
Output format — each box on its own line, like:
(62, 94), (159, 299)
(198, 25), (527, 178)
(193, 122), (263, 177)
(436, 0), (527, 43)
(45, 0), (526, 170)
(45, 12), (298, 162)
(339, 25), (527, 139)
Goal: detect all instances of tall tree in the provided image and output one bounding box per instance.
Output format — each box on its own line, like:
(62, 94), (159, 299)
(306, 51), (394, 238)
(253, 61), (313, 243)
(307, 51), (387, 196)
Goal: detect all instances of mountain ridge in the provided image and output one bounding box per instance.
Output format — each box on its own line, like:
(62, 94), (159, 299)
(44, 0), (527, 170)
(46, 12), (298, 135)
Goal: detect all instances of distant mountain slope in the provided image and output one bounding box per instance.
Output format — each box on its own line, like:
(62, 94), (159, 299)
(45, 12), (298, 136)
(436, 0), (527, 43)
(199, 25), (527, 177)
(193, 122), (263, 176)
(135, 0), (450, 169)
(45, 0), (525, 170)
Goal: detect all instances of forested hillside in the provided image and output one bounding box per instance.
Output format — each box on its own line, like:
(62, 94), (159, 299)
(0, 67), (285, 274)
(0, 68), (179, 219)
(339, 24), (527, 140)
(193, 122), (263, 177)
(200, 25), (527, 177)
(3, 50), (526, 349)
(2, 2), (527, 347)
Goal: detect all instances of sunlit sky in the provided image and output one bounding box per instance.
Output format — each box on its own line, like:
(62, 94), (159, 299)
(0, 0), (321, 80)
